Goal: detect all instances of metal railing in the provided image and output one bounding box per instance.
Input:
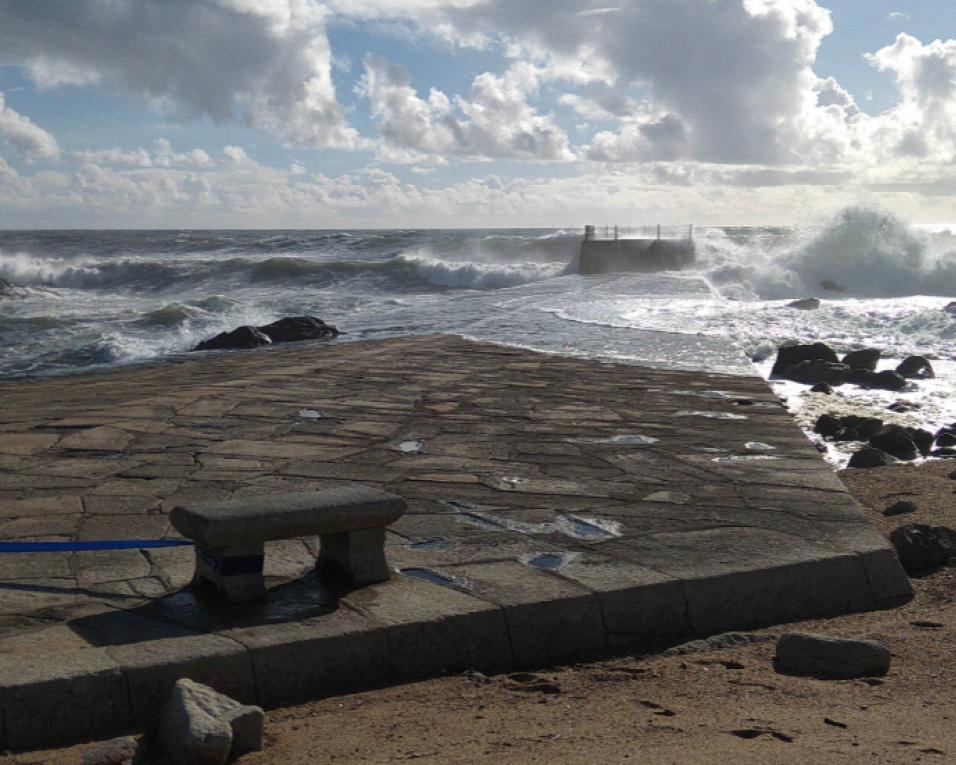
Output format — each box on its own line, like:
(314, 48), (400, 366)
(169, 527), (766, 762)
(583, 224), (694, 241)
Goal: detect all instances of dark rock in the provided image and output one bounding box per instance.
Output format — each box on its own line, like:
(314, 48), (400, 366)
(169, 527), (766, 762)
(884, 500), (917, 517)
(832, 428), (861, 442)
(80, 735), (139, 765)
(810, 382), (833, 394)
(933, 448), (956, 459)
(194, 326), (272, 352)
(841, 415), (883, 441)
(785, 298), (820, 310)
(869, 425), (919, 461)
(775, 632), (891, 678)
(896, 355), (934, 379)
(905, 427), (934, 457)
(935, 429), (956, 448)
(944, 300), (956, 315)
(813, 413), (842, 438)
(847, 447), (890, 469)
(842, 348), (880, 371)
(257, 316), (339, 344)
(782, 360), (849, 386)
(847, 369), (907, 391)
(888, 400), (920, 413)
(770, 342), (838, 377)
(889, 524), (956, 573)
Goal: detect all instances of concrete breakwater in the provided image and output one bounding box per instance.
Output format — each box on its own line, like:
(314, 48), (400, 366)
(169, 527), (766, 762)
(0, 335), (910, 751)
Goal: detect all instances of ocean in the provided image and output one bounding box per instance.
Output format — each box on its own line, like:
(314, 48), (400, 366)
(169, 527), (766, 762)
(1, 206), (954, 464)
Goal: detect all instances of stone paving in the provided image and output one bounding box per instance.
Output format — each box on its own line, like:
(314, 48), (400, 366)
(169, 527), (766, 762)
(0, 335), (911, 750)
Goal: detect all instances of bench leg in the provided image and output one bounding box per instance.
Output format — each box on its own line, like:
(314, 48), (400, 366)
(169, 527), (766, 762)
(317, 528), (390, 587)
(192, 543), (266, 603)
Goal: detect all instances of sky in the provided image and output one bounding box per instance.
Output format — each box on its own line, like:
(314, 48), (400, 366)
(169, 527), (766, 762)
(0, 0), (955, 228)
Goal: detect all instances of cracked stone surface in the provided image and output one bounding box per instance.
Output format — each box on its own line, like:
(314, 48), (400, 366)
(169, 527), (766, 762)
(0, 335), (911, 751)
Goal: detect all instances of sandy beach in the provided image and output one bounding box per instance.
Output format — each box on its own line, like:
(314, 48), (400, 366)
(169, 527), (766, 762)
(7, 459), (953, 765)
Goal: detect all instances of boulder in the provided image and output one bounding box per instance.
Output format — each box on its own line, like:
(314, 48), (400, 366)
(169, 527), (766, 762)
(896, 355), (934, 379)
(841, 415), (883, 441)
(81, 736), (139, 765)
(781, 360), (849, 386)
(847, 447), (890, 469)
(933, 448), (956, 459)
(889, 524), (956, 574)
(884, 500), (917, 517)
(194, 326), (272, 352)
(832, 428), (860, 442)
(775, 632), (891, 678)
(846, 369), (906, 391)
(813, 413), (842, 438)
(869, 425), (919, 461)
(935, 429), (956, 448)
(887, 400), (920, 413)
(257, 316), (339, 344)
(158, 678), (264, 765)
(770, 342), (838, 377)
(842, 348), (880, 371)
(810, 382), (833, 394)
(905, 427), (934, 457)
(785, 298), (820, 310)
(944, 300), (956, 315)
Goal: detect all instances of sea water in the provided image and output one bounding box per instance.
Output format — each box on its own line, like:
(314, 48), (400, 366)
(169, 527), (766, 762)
(1, 206), (954, 462)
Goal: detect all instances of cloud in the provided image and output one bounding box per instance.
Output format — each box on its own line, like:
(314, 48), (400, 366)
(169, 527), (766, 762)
(0, 0), (358, 149)
(0, 92), (60, 161)
(72, 139), (213, 169)
(359, 56), (573, 161)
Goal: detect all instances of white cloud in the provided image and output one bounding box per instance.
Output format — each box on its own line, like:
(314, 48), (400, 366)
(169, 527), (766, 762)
(359, 57), (573, 161)
(0, 92), (60, 161)
(0, 0), (359, 149)
(72, 139), (214, 169)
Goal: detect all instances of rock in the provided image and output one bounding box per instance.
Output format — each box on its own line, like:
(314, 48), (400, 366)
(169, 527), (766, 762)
(905, 427), (934, 456)
(884, 500), (917, 517)
(158, 678), (264, 765)
(847, 447), (890, 469)
(932, 447), (956, 459)
(770, 342), (838, 377)
(896, 355), (934, 379)
(775, 632), (891, 678)
(832, 428), (860, 442)
(869, 425), (919, 461)
(841, 415), (883, 441)
(935, 429), (956, 448)
(257, 316), (339, 344)
(782, 360), (849, 386)
(81, 736), (139, 765)
(842, 348), (880, 371)
(846, 369), (906, 391)
(944, 300), (956, 315)
(810, 382), (833, 394)
(785, 298), (820, 310)
(813, 413), (842, 438)
(887, 400), (920, 413)
(194, 326), (272, 352)
(889, 524), (956, 573)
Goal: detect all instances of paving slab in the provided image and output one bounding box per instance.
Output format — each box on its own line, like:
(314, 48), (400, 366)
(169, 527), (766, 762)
(0, 334), (912, 751)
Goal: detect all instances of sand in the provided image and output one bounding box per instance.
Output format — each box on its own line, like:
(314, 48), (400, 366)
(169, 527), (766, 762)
(6, 460), (955, 765)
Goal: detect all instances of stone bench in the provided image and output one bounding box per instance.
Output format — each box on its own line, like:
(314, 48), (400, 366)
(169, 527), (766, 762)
(169, 486), (407, 602)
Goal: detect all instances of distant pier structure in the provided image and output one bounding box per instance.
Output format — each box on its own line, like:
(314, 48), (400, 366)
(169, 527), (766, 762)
(577, 223), (696, 274)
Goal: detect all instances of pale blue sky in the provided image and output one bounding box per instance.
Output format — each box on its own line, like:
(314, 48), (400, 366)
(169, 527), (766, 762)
(0, 0), (955, 227)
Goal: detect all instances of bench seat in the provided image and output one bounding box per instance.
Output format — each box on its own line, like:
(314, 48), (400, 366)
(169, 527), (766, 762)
(170, 485), (407, 602)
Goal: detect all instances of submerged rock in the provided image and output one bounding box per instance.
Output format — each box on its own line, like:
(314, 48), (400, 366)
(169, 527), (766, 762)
(770, 342), (838, 377)
(842, 348), (880, 371)
(775, 632), (891, 678)
(194, 326), (272, 352)
(896, 355), (934, 379)
(944, 301), (956, 315)
(889, 524), (956, 573)
(785, 297), (820, 310)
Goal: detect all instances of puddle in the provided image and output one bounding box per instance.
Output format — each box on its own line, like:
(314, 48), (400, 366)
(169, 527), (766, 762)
(523, 552), (579, 571)
(396, 440), (425, 453)
(744, 441), (776, 451)
(675, 410), (749, 420)
(400, 568), (469, 591)
(297, 409), (323, 420)
(712, 455), (783, 464)
(405, 537), (458, 552)
(555, 514), (621, 541)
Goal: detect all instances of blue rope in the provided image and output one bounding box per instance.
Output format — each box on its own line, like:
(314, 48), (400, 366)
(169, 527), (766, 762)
(0, 540), (193, 553)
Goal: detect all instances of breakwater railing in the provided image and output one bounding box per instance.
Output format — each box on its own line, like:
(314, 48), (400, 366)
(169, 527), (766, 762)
(584, 224), (694, 241)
